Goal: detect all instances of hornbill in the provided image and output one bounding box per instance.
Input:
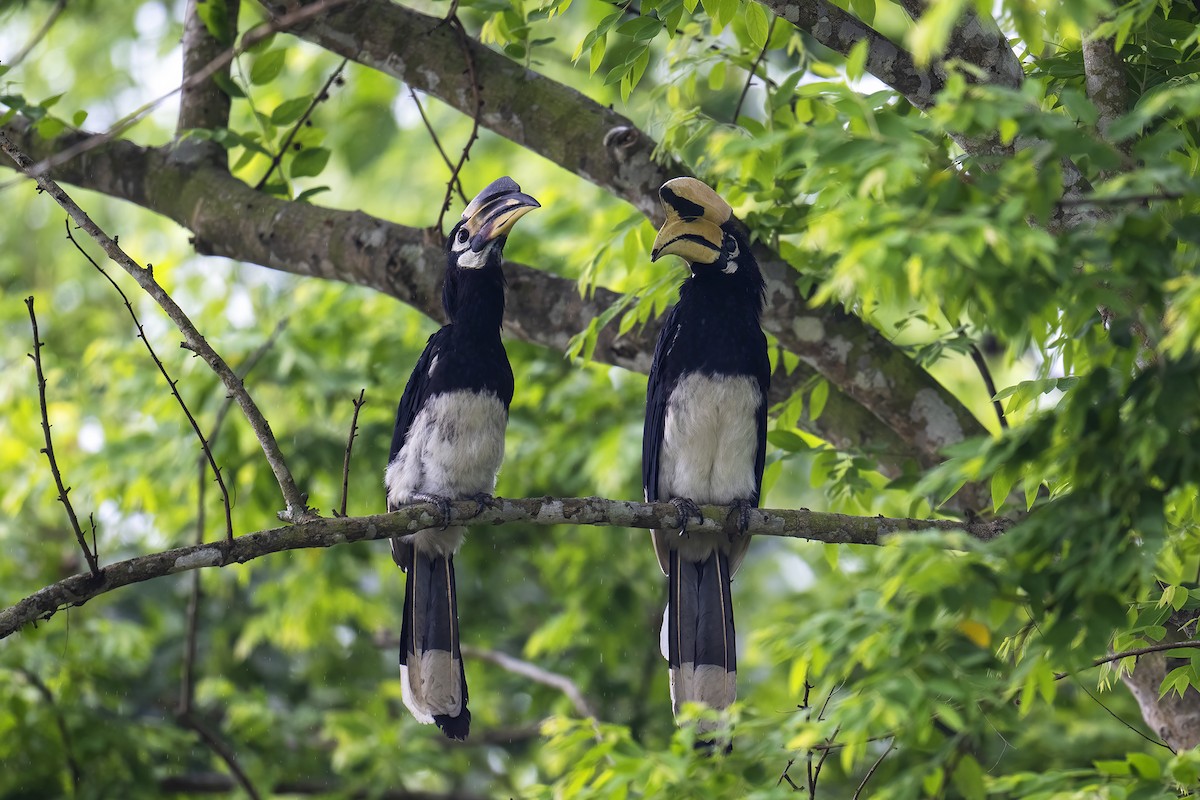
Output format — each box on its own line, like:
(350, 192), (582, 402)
(642, 177), (769, 740)
(384, 177), (539, 740)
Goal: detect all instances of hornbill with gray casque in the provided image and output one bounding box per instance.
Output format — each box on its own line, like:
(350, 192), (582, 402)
(642, 177), (770, 741)
(384, 177), (539, 740)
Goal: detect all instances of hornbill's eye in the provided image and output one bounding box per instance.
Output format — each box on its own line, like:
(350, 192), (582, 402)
(457, 228), (469, 245)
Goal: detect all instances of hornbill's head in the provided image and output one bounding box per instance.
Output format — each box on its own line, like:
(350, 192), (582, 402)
(650, 177), (753, 278)
(446, 176), (540, 269)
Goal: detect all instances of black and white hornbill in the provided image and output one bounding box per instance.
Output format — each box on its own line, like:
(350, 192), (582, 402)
(642, 177), (770, 737)
(384, 176), (539, 740)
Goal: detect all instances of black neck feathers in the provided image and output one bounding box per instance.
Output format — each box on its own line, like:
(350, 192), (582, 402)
(442, 256), (507, 334)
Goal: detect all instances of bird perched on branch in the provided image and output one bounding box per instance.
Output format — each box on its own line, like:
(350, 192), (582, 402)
(642, 177), (769, 746)
(384, 176), (539, 740)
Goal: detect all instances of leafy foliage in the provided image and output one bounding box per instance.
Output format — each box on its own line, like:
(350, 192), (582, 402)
(4, 0), (1200, 797)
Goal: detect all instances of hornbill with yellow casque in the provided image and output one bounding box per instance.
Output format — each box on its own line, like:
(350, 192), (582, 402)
(642, 177), (770, 742)
(384, 177), (539, 740)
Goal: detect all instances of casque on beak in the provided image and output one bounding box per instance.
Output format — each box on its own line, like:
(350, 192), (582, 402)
(650, 177), (734, 264)
(461, 176), (540, 251)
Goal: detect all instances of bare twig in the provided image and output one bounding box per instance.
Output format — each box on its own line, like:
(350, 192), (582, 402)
(969, 343), (1007, 429)
(61, 221), (235, 540)
(408, 88), (468, 204)
(4, 0), (68, 69)
(182, 319), (288, 715)
(0, 0), (354, 191)
(0, 132), (312, 523)
(17, 668), (82, 796)
(0, 496), (1010, 639)
(178, 712), (263, 800)
(459, 644), (599, 721)
(434, 15), (483, 236)
(253, 58), (348, 191)
(337, 389), (366, 517)
(732, 19), (776, 124)
(852, 741), (895, 800)
(1054, 639), (1200, 681)
(25, 296), (100, 576)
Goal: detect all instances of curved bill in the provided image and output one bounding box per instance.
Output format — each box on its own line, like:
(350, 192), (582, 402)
(651, 216), (723, 264)
(461, 176), (540, 250)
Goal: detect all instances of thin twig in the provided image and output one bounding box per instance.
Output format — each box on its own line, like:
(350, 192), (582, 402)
(25, 296), (100, 576)
(5, 0), (68, 69)
(178, 712), (263, 800)
(0, 133), (312, 523)
(182, 320), (288, 715)
(1054, 639), (1200, 681)
(459, 644), (599, 721)
(0, 0), (354, 192)
(253, 58), (348, 191)
(434, 15), (483, 236)
(408, 88), (468, 204)
(337, 389), (366, 517)
(852, 741), (895, 800)
(63, 220), (235, 540)
(969, 343), (1008, 429)
(732, 19), (776, 124)
(17, 668), (82, 796)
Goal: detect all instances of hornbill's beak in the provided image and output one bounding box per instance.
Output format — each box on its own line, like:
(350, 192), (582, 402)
(650, 177), (733, 264)
(461, 176), (540, 251)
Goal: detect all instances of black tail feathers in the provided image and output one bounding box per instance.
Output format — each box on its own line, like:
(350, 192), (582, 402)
(399, 546), (470, 740)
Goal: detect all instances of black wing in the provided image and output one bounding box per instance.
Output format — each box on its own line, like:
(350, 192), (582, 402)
(642, 309), (682, 503)
(388, 327), (451, 467)
(750, 327), (771, 505)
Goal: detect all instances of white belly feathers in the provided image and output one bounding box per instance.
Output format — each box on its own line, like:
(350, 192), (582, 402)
(658, 372), (761, 505)
(385, 390), (508, 508)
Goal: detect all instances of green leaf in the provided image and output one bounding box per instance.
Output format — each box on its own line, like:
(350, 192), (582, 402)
(809, 379), (829, 420)
(211, 72), (246, 99)
(951, 755), (985, 800)
(271, 97), (312, 126)
(767, 430), (807, 452)
(294, 186), (331, 203)
(745, 2), (769, 50)
(250, 49), (287, 85)
(289, 146), (331, 179)
(71, 110), (88, 127)
(196, 0), (234, 45)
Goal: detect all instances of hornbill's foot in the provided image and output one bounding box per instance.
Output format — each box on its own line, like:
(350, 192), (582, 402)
(727, 499), (755, 538)
(413, 493), (454, 530)
(467, 492), (500, 518)
(670, 497), (704, 537)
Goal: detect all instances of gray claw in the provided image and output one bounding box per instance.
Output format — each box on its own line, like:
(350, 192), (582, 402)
(468, 492), (500, 518)
(670, 497), (704, 537)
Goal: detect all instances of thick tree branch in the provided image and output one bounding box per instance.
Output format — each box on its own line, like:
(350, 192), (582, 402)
(0, 130), (313, 524)
(756, 0), (942, 109)
(0, 117), (926, 487)
(1081, 34), (1131, 148)
(0, 496), (1010, 640)
(178, 0), (241, 143)
(893, 0), (1022, 90)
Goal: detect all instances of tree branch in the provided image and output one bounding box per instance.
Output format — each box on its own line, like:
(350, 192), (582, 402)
(893, 0), (1022, 90)
(337, 389), (366, 517)
(0, 496), (1010, 639)
(177, 0), (241, 143)
(177, 712), (263, 800)
(0, 117), (927, 490)
(1081, 33), (1131, 148)
(460, 645), (599, 721)
(4, 0), (68, 70)
(0, 131), (313, 524)
(25, 296), (101, 577)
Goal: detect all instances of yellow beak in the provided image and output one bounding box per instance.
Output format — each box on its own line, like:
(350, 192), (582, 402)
(461, 177), (540, 250)
(650, 216), (723, 264)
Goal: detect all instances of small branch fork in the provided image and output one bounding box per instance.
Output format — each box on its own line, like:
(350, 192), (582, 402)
(25, 296), (100, 577)
(336, 389), (366, 517)
(63, 221), (235, 540)
(0, 132), (312, 524)
(0, 496), (1010, 639)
